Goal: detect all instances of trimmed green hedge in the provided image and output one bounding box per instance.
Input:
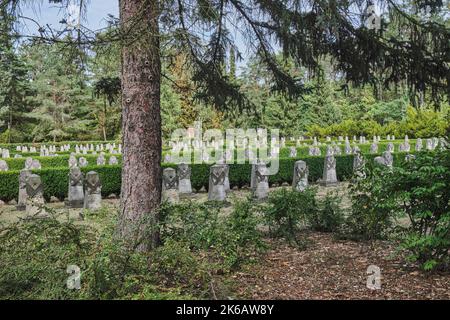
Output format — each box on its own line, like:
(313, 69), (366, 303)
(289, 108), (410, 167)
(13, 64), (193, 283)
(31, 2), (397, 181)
(0, 165), (121, 202)
(3, 154), (123, 171)
(0, 139), (414, 162)
(2, 140), (414, 171)
(0, 152), (414, 202)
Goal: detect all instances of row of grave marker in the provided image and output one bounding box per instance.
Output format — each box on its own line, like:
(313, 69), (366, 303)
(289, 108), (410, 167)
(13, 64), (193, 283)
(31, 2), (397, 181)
(10, 146), (427, 217)
(0, 143), (122, 158)
(4, 135), (444, 159)
(161, 148), (401, 203)
(16, 169), (102, 217)
(0, 136), (447, 173)
(0, 154), (119, 172)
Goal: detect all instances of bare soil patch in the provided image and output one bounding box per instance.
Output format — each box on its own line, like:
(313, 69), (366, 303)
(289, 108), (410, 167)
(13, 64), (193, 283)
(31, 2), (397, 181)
(233, 232), (450, 300)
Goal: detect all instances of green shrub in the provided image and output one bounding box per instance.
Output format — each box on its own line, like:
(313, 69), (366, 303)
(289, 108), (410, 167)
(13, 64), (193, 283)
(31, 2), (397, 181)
(0, 207), (217, 300)
(218, 198), (266, 267)
(159, 199), (265, 269)
(306, 106), (448, 138)
(159, 201), (223, 249)
(150, 239), (211, 297)
(400, 107), (448, 138)
(262, 187), (318, 245)
(338, 163), (400, 241)
(0, 170), (19, 202)
(309, 192), (344, 232)
(78, 208), (224, 299)
(0, 128), (30, 144)
(384, 150), (450, 270)
(340, 150), (450, 270)
(0, 209), (97, 299)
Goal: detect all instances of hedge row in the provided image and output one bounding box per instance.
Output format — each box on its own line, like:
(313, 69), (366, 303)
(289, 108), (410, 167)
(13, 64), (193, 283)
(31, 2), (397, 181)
(2, 154), (123, 171)
(2, 140), (416, 172)
(276, 140), (417, 158)
(0, 166), (121, 202)
(2, 138), (414, 153)
(0, 153), (412, 202)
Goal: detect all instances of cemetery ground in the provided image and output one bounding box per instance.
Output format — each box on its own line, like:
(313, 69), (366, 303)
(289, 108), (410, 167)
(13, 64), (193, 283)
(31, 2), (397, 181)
(1, 184), (449, 300)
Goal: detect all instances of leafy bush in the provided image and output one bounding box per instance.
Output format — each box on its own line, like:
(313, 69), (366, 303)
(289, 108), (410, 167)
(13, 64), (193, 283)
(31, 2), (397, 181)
(0, 209), (97, 299)
(309, 192), (344, 232)
(147, 239), (211, 298)
(0, 206), (223, 299)
(219, 198), (267, 267)
(338, 163), (400, 241)
(159, 201), (222, 248)
(262, 187), (318, 245)
(399, 107), (448, 138)
(159, 199), (265, 270)
(340, 149), (450, 270)
(306, 106), (448, 138)
(383, 150), (450, 270)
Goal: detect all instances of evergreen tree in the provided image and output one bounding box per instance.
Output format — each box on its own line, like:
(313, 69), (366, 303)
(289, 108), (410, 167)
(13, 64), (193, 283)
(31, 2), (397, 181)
(229, 46), (237, 82)
(21, 41), (93, 142)
(0, 6), (35, 142)
(93, 76), (121, 141)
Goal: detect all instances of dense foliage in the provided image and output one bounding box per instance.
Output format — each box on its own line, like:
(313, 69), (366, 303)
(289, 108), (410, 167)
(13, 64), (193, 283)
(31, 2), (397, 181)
(0, 198), (266, 299)
(383, 150), (450, 270)
(340, 149), (450, 270)
(0, 208), (198, 299)
(263, 187), (318, 246)
(159, 200), (265, 269)
(308, 107), (449, 138)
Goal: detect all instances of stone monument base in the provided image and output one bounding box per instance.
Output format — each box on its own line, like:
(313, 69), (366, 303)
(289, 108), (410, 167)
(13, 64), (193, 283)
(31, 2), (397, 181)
(84, 194), (102, 211)
(26, 198), (48, 217)
(65, 200), (84, 208)
(319, 179), (339, 187)
(162, 189), (179, 203)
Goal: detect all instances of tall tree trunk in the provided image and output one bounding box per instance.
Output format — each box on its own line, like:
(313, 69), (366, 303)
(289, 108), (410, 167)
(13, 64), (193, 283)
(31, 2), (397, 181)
(103, 99), (107, 141)
(7, 111), (12, 143)
(118, 0), (162, 251)
(102, 125), (107, 142)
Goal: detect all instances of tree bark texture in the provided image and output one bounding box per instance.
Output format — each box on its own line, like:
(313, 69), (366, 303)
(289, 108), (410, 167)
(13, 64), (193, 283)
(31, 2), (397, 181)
(118, 0), (162, 251)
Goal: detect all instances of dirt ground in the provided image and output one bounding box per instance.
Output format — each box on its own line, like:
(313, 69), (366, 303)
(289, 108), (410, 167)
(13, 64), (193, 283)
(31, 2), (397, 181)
(1, 183), (448, 300)
(233, 233), (450, 300)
